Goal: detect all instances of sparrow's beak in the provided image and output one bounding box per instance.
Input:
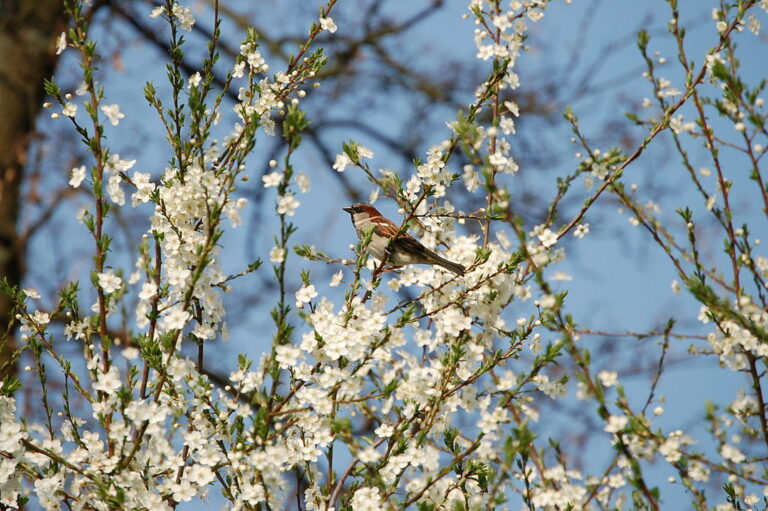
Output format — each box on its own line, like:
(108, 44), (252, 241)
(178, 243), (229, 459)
(342, 206), (354, 213)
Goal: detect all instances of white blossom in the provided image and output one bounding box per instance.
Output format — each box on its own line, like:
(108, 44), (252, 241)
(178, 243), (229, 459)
(604, 415), (628, 433)
(131, 171), (156, 206)
(721, 444), (746, 463)
(107, 174), (125, 205)
(277, 193), (299, 216)
(138, 282), (157, 301)
(62, 103), (77, 117)
(319, 17), (337, 33)
(100, 104), (125, 126)
(329, 270), (343, 287)
(55, 32), (67, 55)
(598, 370), (618, 387)
(275, 344), (301, 369)
(97, 270), (123, 294)
(537, 227), (558, 248)
(270, 247), (286, 263)
(188, 71), (202, 88)
(375, 424), (394, 438)
(574, 223), (590, 238)
(161, 305), (190, 331)
(171, 2), (195, 30)
(350, 487), (382, 511)
(69, 165), (86, 188)
(23, 288), (41, 299)
(262, 171), (281, 188)
(296, 171), (311, 193)
(333, 153), (352, 172)
(295, 285), (317, 308)
(93, 366), (121, 393)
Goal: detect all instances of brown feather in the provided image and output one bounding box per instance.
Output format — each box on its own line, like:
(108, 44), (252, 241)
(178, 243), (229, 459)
(369, 215), (401, 238)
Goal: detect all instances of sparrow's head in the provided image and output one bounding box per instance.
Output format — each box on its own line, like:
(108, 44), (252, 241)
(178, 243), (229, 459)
(343, 203), (382, 219)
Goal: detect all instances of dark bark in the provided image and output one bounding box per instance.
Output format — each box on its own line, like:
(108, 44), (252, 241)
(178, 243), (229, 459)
(0, 0), (68, 380)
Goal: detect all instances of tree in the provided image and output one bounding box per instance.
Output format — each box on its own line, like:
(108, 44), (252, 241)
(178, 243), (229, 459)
(1, 0), (767, 510)
(0, 0), (68, 381)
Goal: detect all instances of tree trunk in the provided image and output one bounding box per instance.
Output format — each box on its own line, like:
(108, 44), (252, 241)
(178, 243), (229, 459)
(0, 0), (68, 381)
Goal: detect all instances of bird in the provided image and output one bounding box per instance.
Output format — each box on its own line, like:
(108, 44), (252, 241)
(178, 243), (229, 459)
(343, 203), (465, 276)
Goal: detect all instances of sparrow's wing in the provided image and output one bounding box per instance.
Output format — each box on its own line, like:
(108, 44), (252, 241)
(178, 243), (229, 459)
(391, 233), (428, 255)
(370, 216), (400, 238)
(371, 217), (428, 255)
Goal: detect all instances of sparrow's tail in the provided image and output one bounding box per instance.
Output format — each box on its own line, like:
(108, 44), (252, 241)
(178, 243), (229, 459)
(431, 253), (465, 276)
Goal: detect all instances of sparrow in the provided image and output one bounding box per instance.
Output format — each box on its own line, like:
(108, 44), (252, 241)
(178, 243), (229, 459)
(343, 203), (465, 276)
